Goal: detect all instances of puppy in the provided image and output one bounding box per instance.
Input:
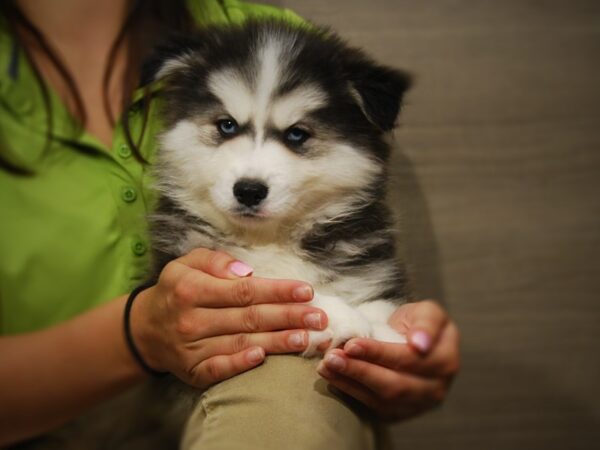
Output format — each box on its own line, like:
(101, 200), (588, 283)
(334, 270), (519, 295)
(147, 20), (412, 356)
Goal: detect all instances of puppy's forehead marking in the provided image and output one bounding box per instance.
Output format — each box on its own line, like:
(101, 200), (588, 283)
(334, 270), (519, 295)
(270, 85), (327, 129)
(253, 37), (283, 133)
(207, 34), (321, 140)
(207, 69), (253, 123)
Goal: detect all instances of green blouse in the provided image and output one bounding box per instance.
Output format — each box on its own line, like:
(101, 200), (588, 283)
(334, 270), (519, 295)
(0, 0), (303, 334)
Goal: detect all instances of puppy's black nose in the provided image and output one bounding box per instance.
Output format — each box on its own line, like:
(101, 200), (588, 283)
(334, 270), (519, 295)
(233, 179), (269, 207)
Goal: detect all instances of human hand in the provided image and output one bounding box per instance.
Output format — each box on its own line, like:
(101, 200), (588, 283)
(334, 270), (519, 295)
(317, 300), (459, 421)
(130, 248), (327, 388)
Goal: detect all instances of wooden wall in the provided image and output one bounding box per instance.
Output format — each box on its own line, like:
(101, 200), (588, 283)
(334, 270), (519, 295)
(272, 1), (600, 448)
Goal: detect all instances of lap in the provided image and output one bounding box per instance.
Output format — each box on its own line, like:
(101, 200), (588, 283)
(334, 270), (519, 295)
(181, 354), (388, 450)
(11, 356), (388, 450)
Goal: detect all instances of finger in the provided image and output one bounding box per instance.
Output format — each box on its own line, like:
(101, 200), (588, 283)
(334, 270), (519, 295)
(189, 346), (265, 389)
(392, 300), (448, 354)
(343, 337), (418, 371)
(343, 321), (460, 377)
(416, 321), (460, 378)
(318, 353), (441, 421)
(317, 357), (378, 407)
(320, 349), (446, 404)
(317, 358), (401, 417)
(193, 304), (326, 337)
(322, 373), (381, 412)
(187, 330), (309, 361)
(326, 379), (421, 422)
(178, 248), (253, 279)
(174, 271), (314, 308)
(320, 369), (418, 420)
(317, 339), (333, 353)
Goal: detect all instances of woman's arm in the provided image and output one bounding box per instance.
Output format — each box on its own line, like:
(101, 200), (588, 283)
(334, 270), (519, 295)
(0, 295), (142, 445)
(0, 248), (325, 446)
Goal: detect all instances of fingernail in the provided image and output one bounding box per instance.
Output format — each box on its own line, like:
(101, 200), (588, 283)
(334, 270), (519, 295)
(293, 285), (313, 301)
(317, 360), (334, 378)
(316, 360), (327, 376)
(247, 347), (265, 363)
(229, 261), (253, 277)
(304, 313), (322, 329)
(288, 332), (306, 348)
(325, 353), (346, 371)
(411, 331), (432, 353)
(345, 343), (364, 357)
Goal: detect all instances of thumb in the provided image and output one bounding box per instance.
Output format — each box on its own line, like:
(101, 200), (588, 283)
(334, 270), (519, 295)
(403, 300), (448, 355)
(178, 248), (253, 280)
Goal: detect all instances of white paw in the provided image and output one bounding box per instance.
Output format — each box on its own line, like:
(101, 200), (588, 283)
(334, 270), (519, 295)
(303, 330), (333, 357)
(371, 323), (407, 344)
(357, 300), (407, 344)
(326, 307), (372, 349)
(303, 294), (372, 357)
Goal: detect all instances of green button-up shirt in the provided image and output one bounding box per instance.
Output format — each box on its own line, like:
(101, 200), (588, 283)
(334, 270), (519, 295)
(0, 0), (302, 334)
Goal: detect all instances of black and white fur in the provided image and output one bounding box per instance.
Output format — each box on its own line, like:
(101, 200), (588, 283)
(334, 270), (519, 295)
(19, 21), (415, 450)
(146, 20), (413, 355)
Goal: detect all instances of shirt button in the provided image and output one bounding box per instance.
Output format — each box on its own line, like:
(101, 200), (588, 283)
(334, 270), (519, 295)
(121, 186), (137, 203)
(118, 144), (132, 159)
(131, 240), (147, 256)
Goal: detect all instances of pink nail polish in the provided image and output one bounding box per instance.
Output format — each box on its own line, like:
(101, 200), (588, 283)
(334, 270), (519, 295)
(229, 261), (253, 277)
(293, 285), (314, 301)
(288, 332), (306, 348)
(345, 343), (364, 357)
(304, 313), (322, 329)
(247, 347), (265, 363)
(411, 331), (431, 353)
(325, 353), (346, 371)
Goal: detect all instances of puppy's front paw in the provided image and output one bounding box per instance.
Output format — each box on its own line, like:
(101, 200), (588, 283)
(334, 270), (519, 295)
(371, 322), (407, 344)
(302, 294), (372, 357)
(303, 330), (333, 358)
(326, 309), (372, 349)
(356, 300), (407, 344)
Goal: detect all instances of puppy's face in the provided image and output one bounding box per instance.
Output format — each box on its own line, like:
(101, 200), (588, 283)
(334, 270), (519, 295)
(153, 22), (410, 233)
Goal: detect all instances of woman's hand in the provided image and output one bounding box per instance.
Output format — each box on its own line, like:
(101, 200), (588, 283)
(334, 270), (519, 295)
(130, 248), (327, 388)
(317, 300), (459, 421)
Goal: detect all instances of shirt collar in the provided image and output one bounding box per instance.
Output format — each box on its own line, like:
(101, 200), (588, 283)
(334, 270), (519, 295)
(0, 17), (163, 169)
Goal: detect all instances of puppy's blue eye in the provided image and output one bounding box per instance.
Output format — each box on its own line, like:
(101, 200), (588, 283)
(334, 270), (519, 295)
(217, 119), (239, 137)
(285, 127), (310, 145)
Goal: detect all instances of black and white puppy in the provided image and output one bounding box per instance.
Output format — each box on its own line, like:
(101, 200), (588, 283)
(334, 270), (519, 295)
(147, 20), (412, 356)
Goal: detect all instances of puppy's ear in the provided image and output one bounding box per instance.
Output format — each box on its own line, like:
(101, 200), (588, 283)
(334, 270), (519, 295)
(346, 60), (412, 132)
(140, 34), (203, 85)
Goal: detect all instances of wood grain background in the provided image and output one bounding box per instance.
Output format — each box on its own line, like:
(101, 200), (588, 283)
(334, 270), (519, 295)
(270, 1), (600, 448)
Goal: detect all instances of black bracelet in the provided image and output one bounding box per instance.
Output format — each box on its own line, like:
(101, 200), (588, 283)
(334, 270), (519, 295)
(123, 283), (169, 378)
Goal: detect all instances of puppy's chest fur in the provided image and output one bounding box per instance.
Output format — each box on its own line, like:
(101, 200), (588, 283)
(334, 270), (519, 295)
(212, 243), (326, 285)
(181, 234), (380, 305)
(153, 199), (408, 309)
(159, 212), (409, 354)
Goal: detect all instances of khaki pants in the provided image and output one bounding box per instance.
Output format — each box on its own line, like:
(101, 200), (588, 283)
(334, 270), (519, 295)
(181, 355), (389, 450)
(16, 356), (387, 449)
